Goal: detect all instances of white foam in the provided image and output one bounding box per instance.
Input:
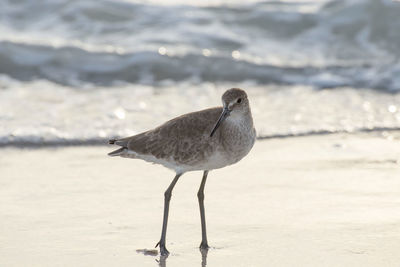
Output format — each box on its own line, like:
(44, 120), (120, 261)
(1, 76), (400, 145)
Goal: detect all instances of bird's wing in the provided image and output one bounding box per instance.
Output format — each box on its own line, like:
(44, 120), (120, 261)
(127, 107), (222, 164)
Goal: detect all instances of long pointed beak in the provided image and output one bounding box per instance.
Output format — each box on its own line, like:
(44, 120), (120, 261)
(210, 108), (230, 137)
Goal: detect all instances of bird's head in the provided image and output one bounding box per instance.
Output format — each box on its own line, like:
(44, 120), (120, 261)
(221, 88), (249, 116)
(210, 88), (249, 137)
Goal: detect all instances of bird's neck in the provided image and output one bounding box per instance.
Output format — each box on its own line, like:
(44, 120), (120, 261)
(220, 108), (256, 157)
(223, 108), (254, 134)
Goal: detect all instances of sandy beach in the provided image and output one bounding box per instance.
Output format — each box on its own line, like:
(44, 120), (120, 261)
(1, 132), (400, 267)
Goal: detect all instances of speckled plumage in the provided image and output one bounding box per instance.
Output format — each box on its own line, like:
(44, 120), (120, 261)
(108, 88), (256, 173)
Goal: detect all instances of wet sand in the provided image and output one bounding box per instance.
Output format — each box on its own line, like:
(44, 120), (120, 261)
(1, 133), (400, 267)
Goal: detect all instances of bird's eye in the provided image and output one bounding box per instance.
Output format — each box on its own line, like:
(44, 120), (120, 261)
(237, 98), (242, 104)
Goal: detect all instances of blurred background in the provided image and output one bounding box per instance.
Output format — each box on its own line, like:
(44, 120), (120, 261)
(1, 0), (400, 146)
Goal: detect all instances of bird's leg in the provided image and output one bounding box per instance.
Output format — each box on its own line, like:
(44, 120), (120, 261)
(198, 170), (210, 250)
(155, 173), (182, 256)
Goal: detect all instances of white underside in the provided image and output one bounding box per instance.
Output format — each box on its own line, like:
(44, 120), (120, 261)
(120, 149), (234, 174)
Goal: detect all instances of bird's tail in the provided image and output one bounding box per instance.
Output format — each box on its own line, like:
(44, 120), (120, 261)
(108, 147), (127, 157)
(108, 137), (131, 157)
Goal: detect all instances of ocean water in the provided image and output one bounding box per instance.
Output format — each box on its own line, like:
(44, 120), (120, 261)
(1, 0), (400, 145)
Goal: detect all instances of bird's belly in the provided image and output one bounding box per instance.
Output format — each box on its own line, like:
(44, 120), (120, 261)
(192, 151), (233, 171)
(185, 149), (245, 172)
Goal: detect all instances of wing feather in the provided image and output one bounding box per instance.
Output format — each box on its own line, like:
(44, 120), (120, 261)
(127, 107), (222, 164)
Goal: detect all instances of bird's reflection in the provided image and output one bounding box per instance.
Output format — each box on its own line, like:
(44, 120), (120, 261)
(200, 248), (208, 267)
(156, 248), (209, 267)
(156, 255), (167, 267)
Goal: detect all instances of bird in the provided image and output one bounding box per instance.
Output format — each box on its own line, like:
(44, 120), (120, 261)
(108, 88), (256, 256)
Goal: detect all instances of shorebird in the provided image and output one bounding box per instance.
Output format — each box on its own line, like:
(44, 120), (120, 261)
(108, 88), (256, 256)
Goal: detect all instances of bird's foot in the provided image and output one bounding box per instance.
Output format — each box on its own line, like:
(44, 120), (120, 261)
(155, 241), (170, 256)
(199, 241), (210, 250)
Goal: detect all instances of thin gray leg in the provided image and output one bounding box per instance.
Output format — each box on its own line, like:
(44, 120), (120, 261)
(198, 170), (210, 249)
(156, 173), (182, 256)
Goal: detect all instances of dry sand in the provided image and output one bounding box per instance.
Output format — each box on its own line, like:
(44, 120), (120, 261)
(1, 133), (400, 267)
